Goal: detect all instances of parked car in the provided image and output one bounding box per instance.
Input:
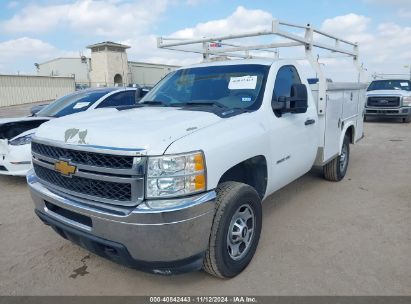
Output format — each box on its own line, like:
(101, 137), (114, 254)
(0, 87), (145, 176)
(75, 83), (90, 91)
(28, 22), (366, 278)
(30, 104), (49, 116)
(365, 79), (411, 123)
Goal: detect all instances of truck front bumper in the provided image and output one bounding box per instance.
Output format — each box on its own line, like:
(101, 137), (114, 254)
(28, 171), (216, 275)
(365, 106), (411, 118)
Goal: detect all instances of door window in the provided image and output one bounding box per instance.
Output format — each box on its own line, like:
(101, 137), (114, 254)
(272, 65), (302, 102)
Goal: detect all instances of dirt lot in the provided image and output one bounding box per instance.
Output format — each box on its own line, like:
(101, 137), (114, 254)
(0, 105), (410, 295)
(0, 101), (49, 118)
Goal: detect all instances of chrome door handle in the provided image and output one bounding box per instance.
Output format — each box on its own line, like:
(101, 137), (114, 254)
(305, 118), (316, 126)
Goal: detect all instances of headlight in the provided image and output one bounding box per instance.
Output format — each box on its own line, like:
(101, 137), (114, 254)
(403, 96), (411, 106)
(146, 151), (206, 199)
(9, 133), (34, 146)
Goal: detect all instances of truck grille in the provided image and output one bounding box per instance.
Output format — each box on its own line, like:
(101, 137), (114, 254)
(33, 163), (132, 202)
(367, 96), (400, 108)
(32, 142), (134, 169)
(31, 140), (145, 206)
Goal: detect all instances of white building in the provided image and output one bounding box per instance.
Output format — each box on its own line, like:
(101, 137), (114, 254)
(36, 57), (90, 84)
(36, 41), (179, 88)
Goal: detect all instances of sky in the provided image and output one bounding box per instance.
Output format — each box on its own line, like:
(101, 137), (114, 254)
(0, 0), (410, 81)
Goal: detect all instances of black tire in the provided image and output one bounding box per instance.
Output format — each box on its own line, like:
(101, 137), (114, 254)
(323, 135), (350, 182)
(363, 115), (367, 122)
(403, 116), (411, 123)
(203, 182), (262, 278)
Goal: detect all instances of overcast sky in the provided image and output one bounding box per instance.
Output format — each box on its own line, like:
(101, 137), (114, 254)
(0, 0), (410, 80)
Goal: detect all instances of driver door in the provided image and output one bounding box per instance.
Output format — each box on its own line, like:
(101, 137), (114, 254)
(268, 65), (318, 191)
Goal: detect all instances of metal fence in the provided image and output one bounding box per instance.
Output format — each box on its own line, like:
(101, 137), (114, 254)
(0, 75), (75, 107)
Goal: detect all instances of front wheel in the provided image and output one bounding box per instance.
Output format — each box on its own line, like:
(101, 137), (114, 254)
(403, 116), (411, 123)
(203, 182), (262, 278)
(323, 135), (350, 182)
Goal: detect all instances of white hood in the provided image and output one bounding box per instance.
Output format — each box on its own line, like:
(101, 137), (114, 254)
(34, 107), (222, 155)
(367, 89), (411, 96)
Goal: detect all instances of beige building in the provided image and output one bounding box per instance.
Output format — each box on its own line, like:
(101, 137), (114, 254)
(88, 41), (130, 86)
(37, 41), (179, 87)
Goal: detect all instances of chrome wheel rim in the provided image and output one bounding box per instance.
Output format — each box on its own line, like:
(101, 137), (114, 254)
(227, 204), (255, 261)
(339, 144), (348, 172)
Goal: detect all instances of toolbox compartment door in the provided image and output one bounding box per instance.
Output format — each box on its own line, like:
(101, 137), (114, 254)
(324, 90), (344, 162)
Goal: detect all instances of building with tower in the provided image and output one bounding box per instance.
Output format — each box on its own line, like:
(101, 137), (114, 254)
(36, 41), (179, 88)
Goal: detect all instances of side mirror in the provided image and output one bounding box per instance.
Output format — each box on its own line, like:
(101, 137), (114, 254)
(140, 88), (149, 98)
(289, 83), (308, 113)
(136, 88), (150, 100)
(271, 83), (308, 114)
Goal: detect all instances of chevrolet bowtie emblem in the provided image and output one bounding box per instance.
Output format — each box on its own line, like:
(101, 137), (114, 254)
(54, 160), (77, 177)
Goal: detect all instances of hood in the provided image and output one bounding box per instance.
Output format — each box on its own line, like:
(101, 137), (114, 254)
(34, 107), (222, 155)
(0, 116), (51, 140)
(367, 89), (411, 96)
(0, 116), (49, 125)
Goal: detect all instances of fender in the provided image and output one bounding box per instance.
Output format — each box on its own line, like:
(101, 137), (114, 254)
(164, 111), (271, 191)
(339, 122), (355, 154)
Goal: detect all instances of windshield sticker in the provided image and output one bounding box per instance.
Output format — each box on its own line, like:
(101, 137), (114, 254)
(73, 102), (90, 109)
(242, 97), (252, 102)
(400, 82), (409, 87)
(228, 76), (257, 90)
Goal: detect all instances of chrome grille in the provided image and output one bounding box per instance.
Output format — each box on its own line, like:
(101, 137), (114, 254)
(33, 163), (132, 201)
(32, 142), (134, 169)
(367, 96), (400, 108)
(31, 140), (145, 206)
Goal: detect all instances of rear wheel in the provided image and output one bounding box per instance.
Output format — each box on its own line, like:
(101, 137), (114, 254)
(203, 182), (262, 278)
(323, 135), (350, 182)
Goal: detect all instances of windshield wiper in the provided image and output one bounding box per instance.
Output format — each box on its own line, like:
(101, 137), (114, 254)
(140, 100), (168, 106)
(116, 104), (144, 111)
(179, 101), (229, 109)
(177, 100), (252, 117)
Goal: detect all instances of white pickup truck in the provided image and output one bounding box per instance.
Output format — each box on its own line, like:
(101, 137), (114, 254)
(365, 79), (411, 123)
(28, 21), (366, 278)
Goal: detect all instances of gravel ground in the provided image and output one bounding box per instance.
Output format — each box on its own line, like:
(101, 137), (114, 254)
(0, 108), (410, 295)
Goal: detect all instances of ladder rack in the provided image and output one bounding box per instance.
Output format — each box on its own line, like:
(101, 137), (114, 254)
(157, 20), (366, 115)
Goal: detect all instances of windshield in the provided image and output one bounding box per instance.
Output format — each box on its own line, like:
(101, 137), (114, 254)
(367, 80), (411, 91)
(140, 64), (270, 111)
(37, 89), (115, 117)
